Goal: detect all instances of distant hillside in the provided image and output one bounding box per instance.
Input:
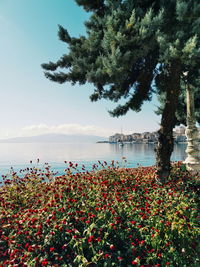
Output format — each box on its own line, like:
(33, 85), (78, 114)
(0, 133), (107, 143)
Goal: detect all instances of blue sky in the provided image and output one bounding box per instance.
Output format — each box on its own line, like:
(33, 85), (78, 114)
(0, 0), (160, 138)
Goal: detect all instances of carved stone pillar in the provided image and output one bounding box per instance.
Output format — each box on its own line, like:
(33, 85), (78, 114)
(184, 83), (200, 172)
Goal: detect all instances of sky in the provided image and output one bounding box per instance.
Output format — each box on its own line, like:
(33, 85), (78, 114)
(0, 0), (161, 139)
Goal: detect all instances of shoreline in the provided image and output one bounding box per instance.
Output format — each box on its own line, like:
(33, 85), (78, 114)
(97, 141), (188, 144)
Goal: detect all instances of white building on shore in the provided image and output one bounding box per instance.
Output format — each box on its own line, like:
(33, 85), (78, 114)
(109, 126), (199, 144)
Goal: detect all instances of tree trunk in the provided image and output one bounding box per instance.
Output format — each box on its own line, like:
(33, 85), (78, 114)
(155, 61), (181, 183)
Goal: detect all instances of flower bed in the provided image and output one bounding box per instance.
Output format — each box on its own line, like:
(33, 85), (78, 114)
(0, 162), (199, 266)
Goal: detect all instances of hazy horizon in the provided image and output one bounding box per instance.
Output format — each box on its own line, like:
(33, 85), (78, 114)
(0, 127), (162, 141)
(0, 132), (108, 142)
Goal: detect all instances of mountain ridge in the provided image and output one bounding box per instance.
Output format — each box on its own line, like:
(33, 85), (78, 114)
(0, 133), (107, 143)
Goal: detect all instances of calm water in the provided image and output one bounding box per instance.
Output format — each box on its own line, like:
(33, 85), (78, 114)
(0, 142), (187, 177)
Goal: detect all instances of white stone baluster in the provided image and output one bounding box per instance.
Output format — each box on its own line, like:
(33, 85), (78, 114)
(184, 77), (200, 173)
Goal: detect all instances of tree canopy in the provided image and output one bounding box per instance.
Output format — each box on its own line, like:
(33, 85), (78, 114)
(42, 0), (200, 181)
(42, 0), (199, 117)
(42, 1), (161, 116)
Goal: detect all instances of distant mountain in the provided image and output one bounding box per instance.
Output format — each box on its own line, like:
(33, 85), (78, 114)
(0, 133), (107, 143)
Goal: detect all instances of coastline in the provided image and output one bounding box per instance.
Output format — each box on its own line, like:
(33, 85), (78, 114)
(97, 140), (189, 144)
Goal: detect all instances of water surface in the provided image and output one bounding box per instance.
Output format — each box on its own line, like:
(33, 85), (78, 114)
(0, 142), (187, 176)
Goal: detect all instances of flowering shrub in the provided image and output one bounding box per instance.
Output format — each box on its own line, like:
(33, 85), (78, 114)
(0, 161), (199, 266)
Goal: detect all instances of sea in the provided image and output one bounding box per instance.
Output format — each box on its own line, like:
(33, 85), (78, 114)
(0, 142), (187, 179)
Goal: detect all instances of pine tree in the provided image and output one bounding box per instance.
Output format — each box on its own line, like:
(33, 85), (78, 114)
(155, 0), (200, 181)
(42, 0), (200, 183)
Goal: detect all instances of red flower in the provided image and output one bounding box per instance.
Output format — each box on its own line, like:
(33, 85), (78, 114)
(50, 247), (55, 252)
(28, 246), (34, 252)
(41, 259), (48, 266)
(132, 261), (138, 265)
(110, 244), (115, 250)
(88, 235), (95, 243)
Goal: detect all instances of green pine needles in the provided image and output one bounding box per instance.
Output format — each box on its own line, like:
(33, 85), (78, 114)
(42, 0), (200, 181)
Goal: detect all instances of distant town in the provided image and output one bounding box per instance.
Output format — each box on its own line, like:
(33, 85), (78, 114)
(98, 126), (200, 144)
